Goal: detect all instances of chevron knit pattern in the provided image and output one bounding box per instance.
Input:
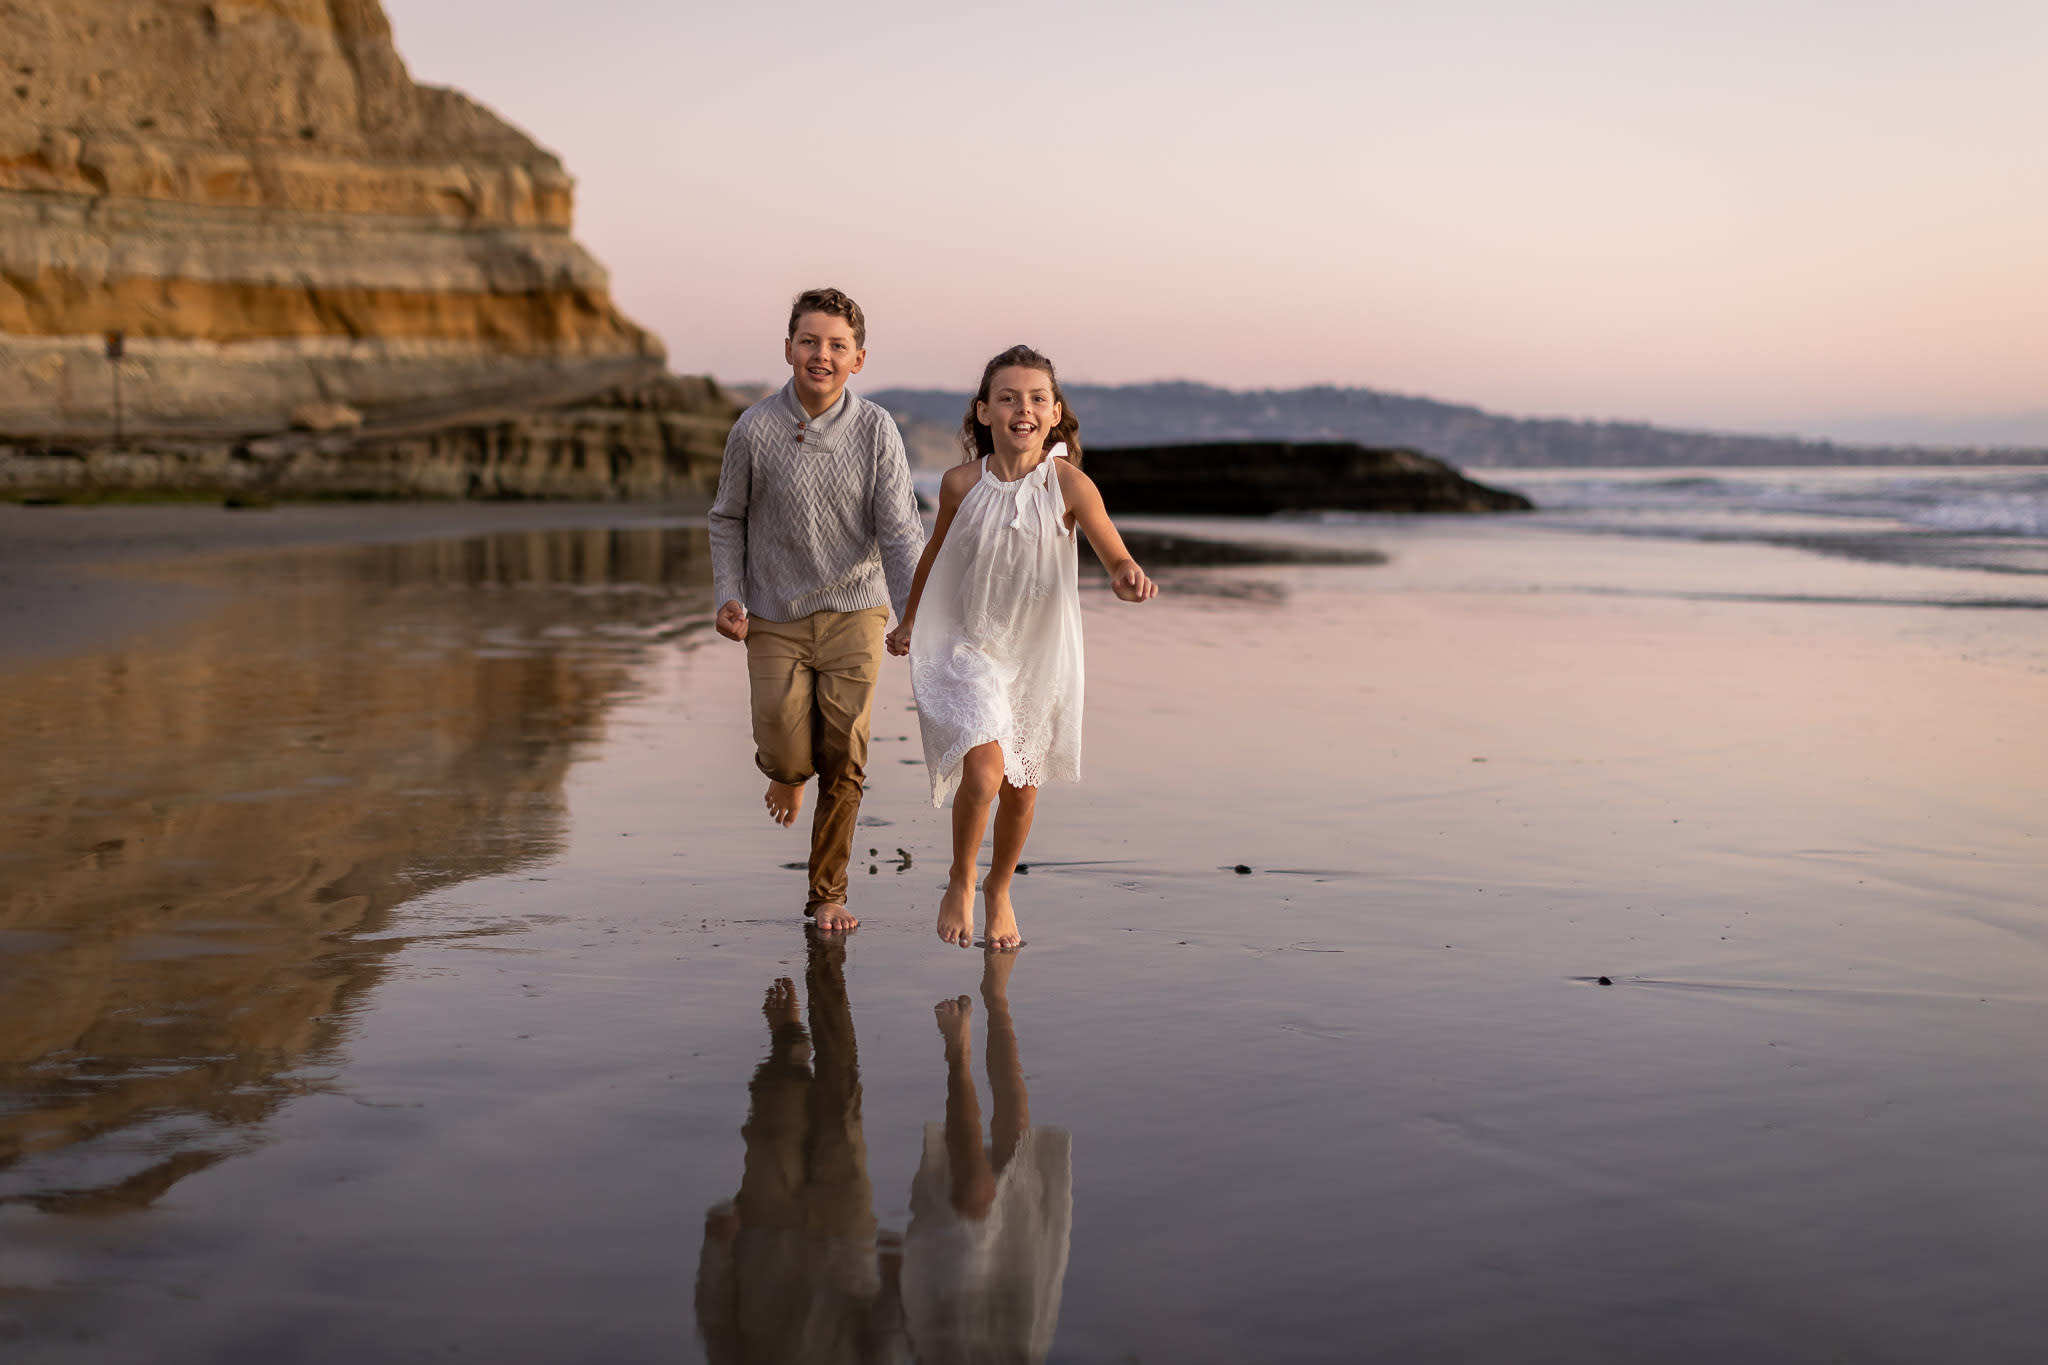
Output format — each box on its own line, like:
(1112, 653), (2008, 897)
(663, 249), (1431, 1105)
(708, 383), (925, 623)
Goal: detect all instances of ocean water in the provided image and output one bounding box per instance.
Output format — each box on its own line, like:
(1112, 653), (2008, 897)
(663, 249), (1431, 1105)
(931, 461), (2048, 586)
(1094, 465), (2048, 635)
(1483, 465), (2048, 577)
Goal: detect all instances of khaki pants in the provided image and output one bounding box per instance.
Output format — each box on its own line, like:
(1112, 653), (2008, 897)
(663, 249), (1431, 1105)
(745, 607), (888, 913)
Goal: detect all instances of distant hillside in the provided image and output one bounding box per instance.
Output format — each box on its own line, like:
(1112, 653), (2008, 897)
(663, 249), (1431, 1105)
(866, 382), (2048, 468)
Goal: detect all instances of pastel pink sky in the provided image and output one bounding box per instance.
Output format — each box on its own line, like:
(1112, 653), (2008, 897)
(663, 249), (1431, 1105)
(385, 1), (2048, 443)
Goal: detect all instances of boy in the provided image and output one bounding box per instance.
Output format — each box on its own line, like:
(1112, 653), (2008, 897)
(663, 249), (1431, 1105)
(708, 288), (923, 933)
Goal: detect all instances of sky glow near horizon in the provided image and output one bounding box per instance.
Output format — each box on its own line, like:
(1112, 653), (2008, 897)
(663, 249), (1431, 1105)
(382, 0), (2048, 443)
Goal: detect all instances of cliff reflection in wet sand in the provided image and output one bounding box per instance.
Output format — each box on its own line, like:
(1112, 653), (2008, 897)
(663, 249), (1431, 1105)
(698, 936), (1071, 1365)
(0, 527), (712, 1215)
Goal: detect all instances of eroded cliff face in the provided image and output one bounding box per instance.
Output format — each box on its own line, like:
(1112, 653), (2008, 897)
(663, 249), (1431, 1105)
(0, 0), (664, 442)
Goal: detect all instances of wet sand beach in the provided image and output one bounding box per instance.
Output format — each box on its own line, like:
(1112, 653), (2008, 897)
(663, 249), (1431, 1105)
(2, 499), (2045, 1362)
(0, 501), (711, 667)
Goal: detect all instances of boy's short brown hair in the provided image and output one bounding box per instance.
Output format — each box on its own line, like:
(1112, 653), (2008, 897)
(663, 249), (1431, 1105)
(787, 287), (866, 349)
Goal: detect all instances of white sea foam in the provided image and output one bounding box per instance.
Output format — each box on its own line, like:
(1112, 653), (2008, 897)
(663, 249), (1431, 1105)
(1484, 466), (2048, 576)
(1907, 494), (2048, 537)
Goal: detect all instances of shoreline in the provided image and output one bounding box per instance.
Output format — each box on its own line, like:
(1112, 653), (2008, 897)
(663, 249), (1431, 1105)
(0, 498), (1398, 669)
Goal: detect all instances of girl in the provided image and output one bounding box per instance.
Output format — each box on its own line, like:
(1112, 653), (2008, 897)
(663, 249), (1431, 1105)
(886, 345), (1157, 950)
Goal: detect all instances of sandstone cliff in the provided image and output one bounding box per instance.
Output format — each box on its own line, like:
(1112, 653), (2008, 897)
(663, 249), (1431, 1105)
(1, 0), (716, 489)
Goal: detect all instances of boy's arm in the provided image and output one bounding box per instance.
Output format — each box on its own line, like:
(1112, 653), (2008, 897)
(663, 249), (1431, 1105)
(1057, 461), (1158, 603)
(870, 415), (925, 623)
(707, 416), (753, 639)
(885, 462), (975, 656)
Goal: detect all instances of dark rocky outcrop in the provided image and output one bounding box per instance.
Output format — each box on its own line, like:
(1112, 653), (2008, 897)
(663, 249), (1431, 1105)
(239, 372), (740, 499)
(1084, 441), (1534, 515)
(2, 372), (740, 500)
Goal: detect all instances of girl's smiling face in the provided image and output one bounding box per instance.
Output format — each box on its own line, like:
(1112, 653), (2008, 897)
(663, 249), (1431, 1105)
(977, 366), (1062, 458)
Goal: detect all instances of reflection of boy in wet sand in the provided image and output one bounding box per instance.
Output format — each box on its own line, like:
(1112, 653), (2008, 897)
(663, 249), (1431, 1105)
(695, 933), (903, 1364)
(708, 288), (924, 934)
(903, 952), (1073, 1364)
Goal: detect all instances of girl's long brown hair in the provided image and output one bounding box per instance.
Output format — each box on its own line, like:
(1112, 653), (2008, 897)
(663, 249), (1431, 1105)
(959, 344), (1083, 468)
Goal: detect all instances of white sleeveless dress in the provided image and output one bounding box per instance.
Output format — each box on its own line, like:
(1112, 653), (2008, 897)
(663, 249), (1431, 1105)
(910, 449), (1084, 807)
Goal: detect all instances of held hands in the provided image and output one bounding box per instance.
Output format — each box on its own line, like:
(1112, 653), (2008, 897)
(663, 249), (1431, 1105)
(884, 554), (1146, 657)
(1110, 560), (1158, 603)
(715, 600), (749, 642)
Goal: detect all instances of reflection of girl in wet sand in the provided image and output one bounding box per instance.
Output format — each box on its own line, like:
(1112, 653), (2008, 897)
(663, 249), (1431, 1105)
(695, 932), (902, 1365)
(902, 951), (1073, 1364)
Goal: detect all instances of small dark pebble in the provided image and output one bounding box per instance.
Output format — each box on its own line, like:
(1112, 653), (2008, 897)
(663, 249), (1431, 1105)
(1234, 864), (1252, 875)
(869, 848), (878, 856)
(1016, 863), (1029, 874)
(1597, 976), (1613, 986)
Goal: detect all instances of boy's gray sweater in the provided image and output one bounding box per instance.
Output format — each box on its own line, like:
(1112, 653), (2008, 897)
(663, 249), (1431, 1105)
(708, 381), (925, 623)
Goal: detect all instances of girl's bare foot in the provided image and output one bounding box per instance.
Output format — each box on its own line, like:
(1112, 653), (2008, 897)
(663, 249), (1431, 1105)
(982, 877), (1022, 950)
(937, 876), (975, 947)
(935, 993), (973, 1046)
(811, 903), (859, 933)
(765, 779), (804, 826)
(980, 945), (1018, 997)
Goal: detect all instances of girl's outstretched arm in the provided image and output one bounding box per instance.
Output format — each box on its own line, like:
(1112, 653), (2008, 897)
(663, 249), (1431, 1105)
(886, 461), (981, 655)
(1055, 460), (1158, 603)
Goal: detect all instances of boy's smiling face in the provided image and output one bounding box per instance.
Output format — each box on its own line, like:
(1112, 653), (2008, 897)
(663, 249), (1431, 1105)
(784, 312), (866, 416)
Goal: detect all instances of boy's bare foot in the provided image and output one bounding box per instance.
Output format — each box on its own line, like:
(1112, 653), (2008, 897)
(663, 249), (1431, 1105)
(763, 977), (799, 1028)
(937, 877), (975, 947)
(765, 779), (804, 827)
(810, 903), (859, 933)
(982, 877), (1022, 950)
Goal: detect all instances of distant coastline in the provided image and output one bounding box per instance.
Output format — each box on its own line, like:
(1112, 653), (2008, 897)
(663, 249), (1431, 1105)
(868, 382), (2048, 470)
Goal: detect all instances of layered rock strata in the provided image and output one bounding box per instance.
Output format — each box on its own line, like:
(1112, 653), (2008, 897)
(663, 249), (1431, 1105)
(0, 0), (663, 442)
